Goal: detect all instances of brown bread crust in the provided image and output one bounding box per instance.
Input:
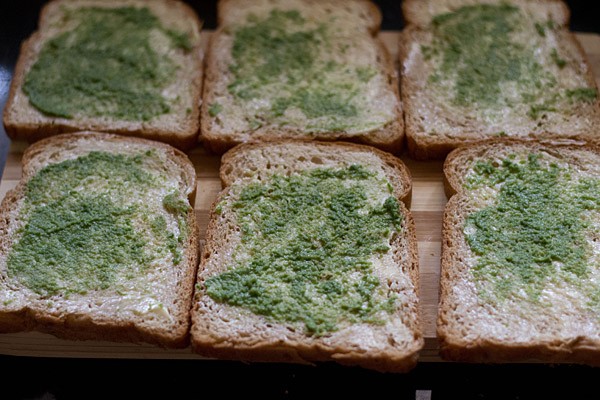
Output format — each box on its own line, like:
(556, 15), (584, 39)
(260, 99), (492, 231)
(200, 0), (404, 155)
(0, 132), (199, 348)
(440, 138), (600, 364)
(191, 140), (422, 372)
(3, 0), (203, 151)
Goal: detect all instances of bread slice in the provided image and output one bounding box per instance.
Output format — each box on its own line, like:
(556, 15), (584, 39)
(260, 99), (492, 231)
(0, 131), (198, 348)
(3, 0), (203, 150)
(440, 138), (600, 364)
(399, 0), (600, 159)
(190, 140), (422, 372)
(200, 0), (403, 154)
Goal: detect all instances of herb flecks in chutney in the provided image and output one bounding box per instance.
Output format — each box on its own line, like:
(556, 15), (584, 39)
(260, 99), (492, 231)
(426, 4), (598, 119)
(24, 7), (191, 121)
(465, 153), (600, 306)
(227, 9), (388, 132)
(7, 151), (188, 296)
(206, 165), (402, 335)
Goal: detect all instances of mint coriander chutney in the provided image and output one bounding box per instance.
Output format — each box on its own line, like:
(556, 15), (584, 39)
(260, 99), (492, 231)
(23, 7), (191, 121)
(8, 196), (146, 296)
(7, 150), (188, 297)
(465, 154), (600, 303)
(205, 165), (402, 335)
(226, 9), (392, 132)
(426, 4), (598, 120)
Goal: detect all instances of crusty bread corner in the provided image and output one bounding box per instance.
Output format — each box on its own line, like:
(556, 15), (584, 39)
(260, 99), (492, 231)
(399, 0), (600, 160)
(190, 140), (422, 372)
(200, 0), (404, 155)
(439, 138), (600, 364)
(3, 0), (204, 151)
(0, 131), (199, 348)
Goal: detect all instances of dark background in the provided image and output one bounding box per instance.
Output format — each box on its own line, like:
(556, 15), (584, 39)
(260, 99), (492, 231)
(1, 2), (599, 399)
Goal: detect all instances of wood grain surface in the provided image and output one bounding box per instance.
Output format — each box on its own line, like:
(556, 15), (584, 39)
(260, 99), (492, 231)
(0, 32), (598, 362)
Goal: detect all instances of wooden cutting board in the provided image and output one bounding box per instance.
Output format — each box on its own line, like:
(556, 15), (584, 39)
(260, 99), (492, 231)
(0, 32), (599, 362)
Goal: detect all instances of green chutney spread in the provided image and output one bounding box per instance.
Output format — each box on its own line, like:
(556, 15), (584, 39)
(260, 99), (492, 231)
(7, 150), (189, 297)
(23, 7), (191, 121)
(423, 4), (598, 120)
(465, 153), (600, 307)
(206, 165), (402, 335)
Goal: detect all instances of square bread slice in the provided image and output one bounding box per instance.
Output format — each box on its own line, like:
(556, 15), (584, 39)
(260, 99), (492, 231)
(3, 0), (203, 150)
(400, 0), (600, 159)
(0, 132), (198, 348)
(200, 0), (403, 154)
(440, 139), (600, 365)
(191, 140), (422, 372)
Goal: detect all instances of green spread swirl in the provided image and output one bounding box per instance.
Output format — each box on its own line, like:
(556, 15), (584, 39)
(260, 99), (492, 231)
(7, 151), (189, 297)
(465, 154), (600, 305)
(205, 165), (402, 335)
(23, 7), (191, 121)
(226, 9), (390, 132)
(8, 195), (146, 296)
(424, 4), (598, 120)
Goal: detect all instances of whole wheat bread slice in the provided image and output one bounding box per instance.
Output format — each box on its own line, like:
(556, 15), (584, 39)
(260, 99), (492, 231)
(0, 132), (198, 348)
(3, 0), (203, 150)
(191, 140), (422, 372)
(200, 0), (403, 154)
(399, 0), (600, 160)
(440, 138), (600, 364)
